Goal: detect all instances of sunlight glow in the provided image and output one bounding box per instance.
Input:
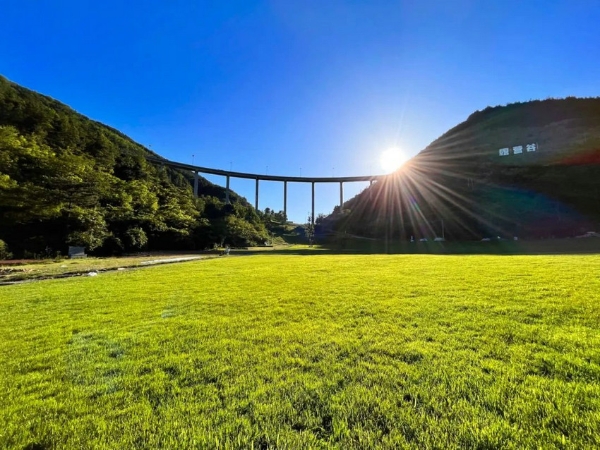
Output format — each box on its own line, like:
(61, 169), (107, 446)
(379, 148), (407, 173)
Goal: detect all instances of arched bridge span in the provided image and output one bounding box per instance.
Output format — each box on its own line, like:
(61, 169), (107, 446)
(146, 156), (386, 223)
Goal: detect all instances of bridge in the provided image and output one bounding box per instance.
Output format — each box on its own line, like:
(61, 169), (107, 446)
(146, 156), (386, 223)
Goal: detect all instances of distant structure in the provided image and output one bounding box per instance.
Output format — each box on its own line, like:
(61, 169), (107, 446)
(498, 142), (538, 157)
(68, 246), (87, 259)
(146, 156), (386, 224)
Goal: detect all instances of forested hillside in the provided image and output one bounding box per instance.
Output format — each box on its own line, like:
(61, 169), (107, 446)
(0, 76), (269, 257)
(328, 98), (600, 240)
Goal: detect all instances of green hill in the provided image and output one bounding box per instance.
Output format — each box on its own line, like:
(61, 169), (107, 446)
(328, 98), (600, 240)
(0, 76), (269, 257)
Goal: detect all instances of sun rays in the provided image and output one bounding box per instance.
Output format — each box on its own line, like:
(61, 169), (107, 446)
(379, 149), (408, 173)
(340, 153), (526, 241)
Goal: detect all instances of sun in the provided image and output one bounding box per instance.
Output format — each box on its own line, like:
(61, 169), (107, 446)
(379, 148), (407, 173)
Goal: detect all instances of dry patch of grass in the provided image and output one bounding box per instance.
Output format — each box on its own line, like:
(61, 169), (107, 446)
(0, 254), (212, 282)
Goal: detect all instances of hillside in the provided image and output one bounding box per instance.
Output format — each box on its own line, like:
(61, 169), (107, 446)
(328, 98), (600, 240)
(0, 76), (269, 257)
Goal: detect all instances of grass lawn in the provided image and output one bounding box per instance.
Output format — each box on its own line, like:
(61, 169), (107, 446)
(1, 254), (600, 449)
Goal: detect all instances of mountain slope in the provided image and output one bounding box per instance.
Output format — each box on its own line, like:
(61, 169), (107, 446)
(329, 98), (600, 240)
(0, 76), (268, 256)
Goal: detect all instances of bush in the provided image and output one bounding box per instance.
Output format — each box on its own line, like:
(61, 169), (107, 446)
(0, 239), (13, 260)
(124, 227), (148, 251)
(100, 235), (124, 255)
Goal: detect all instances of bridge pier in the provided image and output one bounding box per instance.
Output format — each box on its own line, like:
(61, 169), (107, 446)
(194, 171), (199, 197)
(311, 181), (315, 225)
(339, 181), (343, 208)
(226, 175), (230, 204)
(283, 181), (287, 220)
(255, 178), (259, 211)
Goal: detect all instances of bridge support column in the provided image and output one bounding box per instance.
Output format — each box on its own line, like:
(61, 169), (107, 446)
(339, 181), (343, 208)
(226, 175), (230, 204)
(194, 171), (199, 197)
(369, 179), (373, 200)
(255, 178), (259, 211)
(311, 181), (315, 225)
(283, 181), (287, 220)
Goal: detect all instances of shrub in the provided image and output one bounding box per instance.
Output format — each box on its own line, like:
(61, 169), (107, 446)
(0, 239), (13, 260)
(124, 227), (148, 251)
(101, 235), (124, 255)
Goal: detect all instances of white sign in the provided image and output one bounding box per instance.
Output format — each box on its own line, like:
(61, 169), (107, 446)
(498, 143), (537, 157)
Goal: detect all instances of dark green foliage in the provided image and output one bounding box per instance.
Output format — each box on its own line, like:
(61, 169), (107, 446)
(0, 76), (268, 256)
(256, 207), (288, 242)
(123, 227), (148, 251)
(0, 239), (12, 260)
(330, 98), (600, 241)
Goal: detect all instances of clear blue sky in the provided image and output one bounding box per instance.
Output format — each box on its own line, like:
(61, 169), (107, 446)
(2, 1), (599, 222)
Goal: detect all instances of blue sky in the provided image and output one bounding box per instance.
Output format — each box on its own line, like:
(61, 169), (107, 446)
(2, 1), (599, 222)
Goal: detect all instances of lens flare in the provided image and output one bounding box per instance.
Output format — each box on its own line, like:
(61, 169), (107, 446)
(380, 149), (407, 173)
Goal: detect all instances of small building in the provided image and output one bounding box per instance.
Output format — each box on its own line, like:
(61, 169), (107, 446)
(68, 246), (87, 259)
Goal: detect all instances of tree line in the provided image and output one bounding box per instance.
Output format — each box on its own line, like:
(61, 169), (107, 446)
(0, 76), (271, 257)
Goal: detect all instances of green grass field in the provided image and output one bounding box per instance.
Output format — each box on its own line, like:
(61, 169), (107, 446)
(1, 254), (600, 449)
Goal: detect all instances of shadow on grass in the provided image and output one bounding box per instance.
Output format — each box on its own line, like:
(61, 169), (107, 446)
(23, 443), (49, 450)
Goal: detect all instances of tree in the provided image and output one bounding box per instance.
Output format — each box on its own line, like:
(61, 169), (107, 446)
(0, 240), (12, 260)
(306, 214), (315, 246)
(0, 77), (278, 256)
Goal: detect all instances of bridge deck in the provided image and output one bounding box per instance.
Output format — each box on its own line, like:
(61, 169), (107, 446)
(146, 156), (384, 183)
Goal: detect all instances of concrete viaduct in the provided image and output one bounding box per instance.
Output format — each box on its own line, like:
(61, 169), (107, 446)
(146, 156), (386, 223)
